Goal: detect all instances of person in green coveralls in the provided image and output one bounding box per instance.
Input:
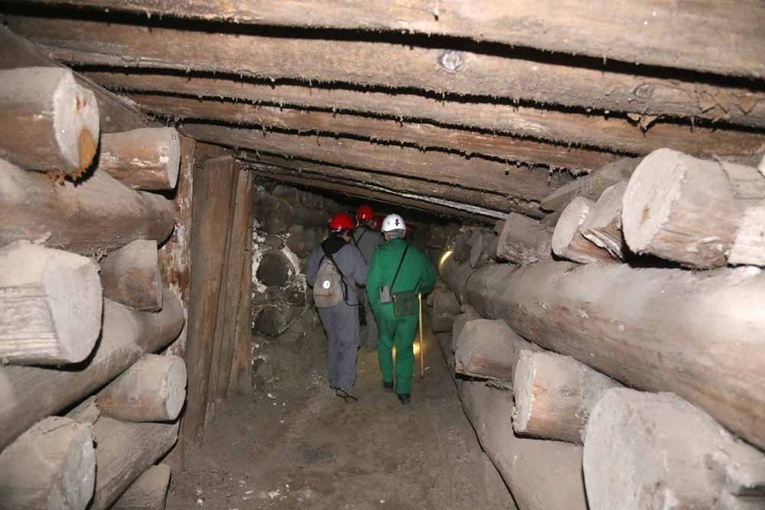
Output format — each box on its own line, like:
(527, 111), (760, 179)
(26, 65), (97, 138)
(367, 214), (436, 405)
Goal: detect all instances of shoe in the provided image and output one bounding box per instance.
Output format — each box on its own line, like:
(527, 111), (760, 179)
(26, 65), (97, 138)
(382, 381), (394, 392)
(335, 388), (358, 404)
(396, 393), (411, 405)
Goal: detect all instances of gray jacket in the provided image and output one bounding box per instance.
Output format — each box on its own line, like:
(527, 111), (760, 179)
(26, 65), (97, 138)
(352, 226), (385, 266)
(307, 236), (368, 306)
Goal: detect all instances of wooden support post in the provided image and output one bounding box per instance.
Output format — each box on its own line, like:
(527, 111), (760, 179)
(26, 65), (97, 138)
(460, 381), (587, 510)
(183, 155), (238, 442)
(0, 241), (102, 365)
(513, 350), (622, 444)
(552, 197), (617, 264)
(0, 296), (183, 449)
(454, 319), (540, 382)
(212, 168), (253, 402)
(98, 128), (181, 191)
(578, 181), (629, 259)
(100, 240), (162, 311)
(0, 67), (99, 175)
(0, 158), (175, 255)
(431, 288), (461, 333)
(97, 354), (187, 422)
(495, 212), (552, 264)
(90, 418), (178, 510)
(461, 261), (765, 450)
(0, 416), (95, 510)
(622, 149), (765, 268)
(584, 389), (765, 510)
(112, 464), (171, 510)
(228, 200), (254, 397)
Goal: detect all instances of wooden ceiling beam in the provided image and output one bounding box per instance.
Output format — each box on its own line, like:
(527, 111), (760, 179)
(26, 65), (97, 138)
(129, 93), (617, 172)
(9, 0), (764, 78)
(247, 164), (502, 222)
(89, 72), (765, 158)
(177, 123), (563, 202)
(238, 151), (541, 217)
(5, 15), (764, 128)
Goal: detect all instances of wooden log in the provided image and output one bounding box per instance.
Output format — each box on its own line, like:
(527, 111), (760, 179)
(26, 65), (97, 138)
(158, 135), (195, 356)
(100, 239), (161, 311)
(90, 72), (765, 158)
(90, 418), (178, 510)
(0, 158), (175, 255)
(513, 350), (622, 444)
(431, 289), (461, 333)
(0, 416), (95, 510)
(578, 181), (628, 259)
(11, 16), (765, 128)
(454, 319), (541, 382)
(211, 166), (253, 403)
(30, 0), (763, 79)
(97, 354), (187, 422)
(251, 168), (516, 221)
(451, 306), (481, 354)
(584, 389), (765, 510)
(185, 125), (558, 202)
(183, 155), (238, 442)
(66, 396), (101, 425)
(729, 205), (765, 266)
(112, 464), (171, 510)
(98, 128), (181, 191)
(0, 241), (102, 365)
(128, 94), (615, 172)
(0, 295), (183, 449)
(460, 381), (587, 510)
(246, 158), (517, 216)
(0, 27), (147, 133)
(0, 67), (99, 175)
(495, 212), (552, 264)
(461, 261), (765, 450)
(622, 149), (765, 268)
(552, 197), (617, 264)
(469, 232), (494, 269)
(438, 254), (477, 305)
(541, 157), (640, 212)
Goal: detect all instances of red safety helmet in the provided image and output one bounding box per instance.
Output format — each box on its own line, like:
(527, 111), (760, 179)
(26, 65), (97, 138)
(329, 212), (354, 232)
(372, 215), (384, 230)
(356, 204), (374, 222)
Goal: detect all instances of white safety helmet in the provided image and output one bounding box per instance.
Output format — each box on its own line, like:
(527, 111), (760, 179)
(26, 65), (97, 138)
(381, 213), (406, 233)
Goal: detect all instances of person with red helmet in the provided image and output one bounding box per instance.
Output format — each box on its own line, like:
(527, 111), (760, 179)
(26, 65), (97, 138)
(307, 212), (368, 403)
(352, 204), (385, 352)
(372, 215), (384, 231)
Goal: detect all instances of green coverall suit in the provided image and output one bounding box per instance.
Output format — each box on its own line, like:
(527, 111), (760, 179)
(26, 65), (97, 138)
(367, 238), (436, 395)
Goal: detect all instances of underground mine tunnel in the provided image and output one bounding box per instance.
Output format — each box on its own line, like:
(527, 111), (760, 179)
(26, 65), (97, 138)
(0, 2), (764, 509)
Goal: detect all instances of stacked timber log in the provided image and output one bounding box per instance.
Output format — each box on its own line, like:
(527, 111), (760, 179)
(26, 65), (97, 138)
(435, 150), (765, 509)
(0, 65), (195, 510)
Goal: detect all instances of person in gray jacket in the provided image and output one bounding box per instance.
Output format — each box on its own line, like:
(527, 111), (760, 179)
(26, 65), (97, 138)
(352, 204), (385, 352)
(307, 212), (368, 403)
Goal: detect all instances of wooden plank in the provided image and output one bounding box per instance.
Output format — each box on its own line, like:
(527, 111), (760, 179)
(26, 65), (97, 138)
(250, 169), (501, 222)
(241, 155), (521, 214)
(12, 0), (764, 78)
(129, 93), (615, 172)
(213, 168), (253, 402)
(7, 16), (764, 128)
(182, 155), (237, 443)
(0, 26), (147, 133)
(181, 124), (561, 202)
(90, 72), (765, 157)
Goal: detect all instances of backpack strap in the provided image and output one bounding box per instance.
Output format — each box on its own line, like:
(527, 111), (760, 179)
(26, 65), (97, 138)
(390, 243), (410, 292)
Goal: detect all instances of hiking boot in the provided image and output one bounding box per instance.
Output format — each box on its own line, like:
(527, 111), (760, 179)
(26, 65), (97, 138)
(335, 388), (358, 404)
(396, 393), (411, 405)
(382, 381), (394, 392)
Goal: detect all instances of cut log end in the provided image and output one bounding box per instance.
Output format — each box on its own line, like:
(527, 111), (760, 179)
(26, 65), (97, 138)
(164, 357), (188, 421)
(99, 128), (181, 191)
(512, 350), (535, 433)
(53, 70), (100, 172)
(0, 242), (103, 365)
(622, 149), (687, 254)
(552, 197), (616, 264)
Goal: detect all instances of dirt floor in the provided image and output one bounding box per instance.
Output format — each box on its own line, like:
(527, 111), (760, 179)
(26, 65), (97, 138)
(167, 317), (516, 510)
